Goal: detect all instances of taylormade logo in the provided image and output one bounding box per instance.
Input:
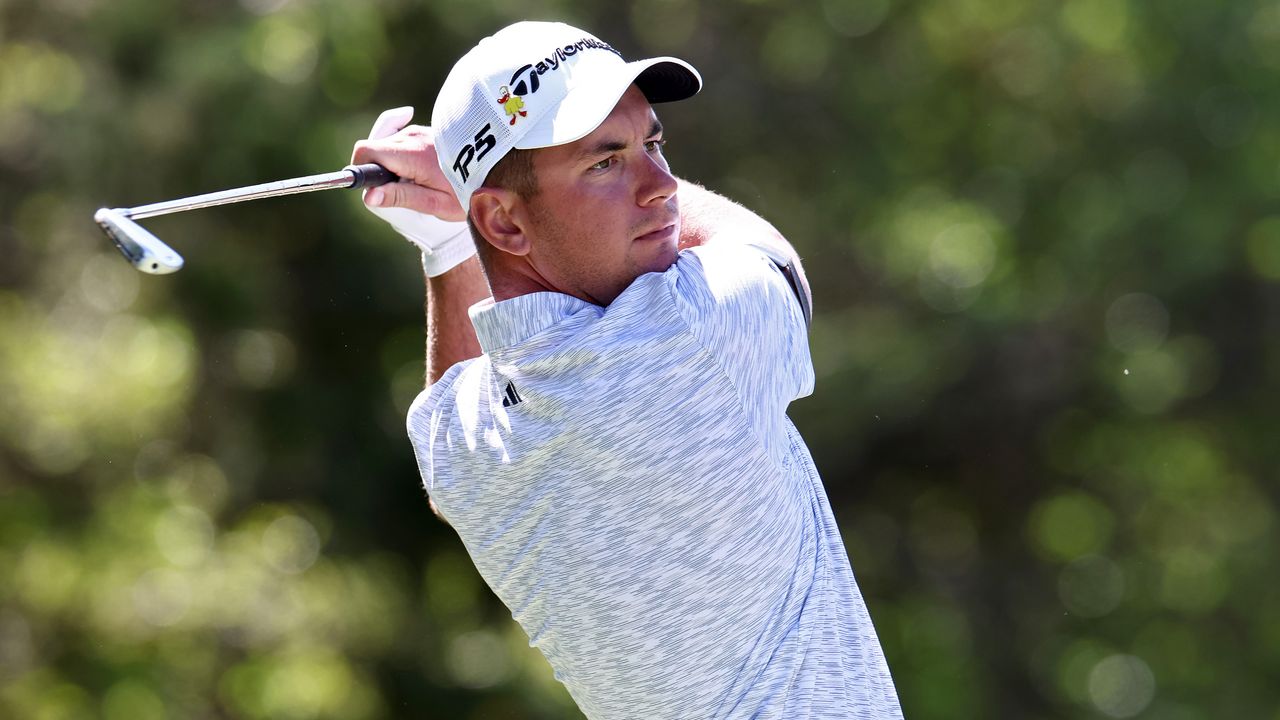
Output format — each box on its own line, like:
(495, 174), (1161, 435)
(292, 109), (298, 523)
(507, 37), (623, 96)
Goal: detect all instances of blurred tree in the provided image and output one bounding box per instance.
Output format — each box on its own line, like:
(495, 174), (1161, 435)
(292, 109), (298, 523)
(1, 0), (1277, 718)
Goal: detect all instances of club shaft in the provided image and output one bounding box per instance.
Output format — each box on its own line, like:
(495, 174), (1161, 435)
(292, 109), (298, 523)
(121, 165), (391, 220)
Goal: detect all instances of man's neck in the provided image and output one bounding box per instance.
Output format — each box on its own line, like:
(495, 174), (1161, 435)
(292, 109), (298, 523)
(485, 256), (605, 306)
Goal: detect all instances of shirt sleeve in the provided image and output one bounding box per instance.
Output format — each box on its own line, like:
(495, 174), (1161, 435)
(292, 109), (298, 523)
(669, 241), (815, 421)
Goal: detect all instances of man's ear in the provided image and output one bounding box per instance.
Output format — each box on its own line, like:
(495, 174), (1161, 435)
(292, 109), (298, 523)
(470, 188), (530, 256)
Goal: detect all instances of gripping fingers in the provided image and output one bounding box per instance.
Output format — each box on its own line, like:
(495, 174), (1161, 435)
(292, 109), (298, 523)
(366, 179), (466, 221)
(358, 106), (417, 207)
(353, 108), (473, 272)
(354, 106), (466, 221)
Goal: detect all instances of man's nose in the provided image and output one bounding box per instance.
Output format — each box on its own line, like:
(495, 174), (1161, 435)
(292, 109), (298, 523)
(638, 153), (678, 207)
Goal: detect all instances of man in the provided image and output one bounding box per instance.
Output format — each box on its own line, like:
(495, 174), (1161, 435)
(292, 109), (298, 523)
(352, 20), (902, 719)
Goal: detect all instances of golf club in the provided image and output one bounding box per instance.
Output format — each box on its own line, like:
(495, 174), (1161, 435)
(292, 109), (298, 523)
(94, 163), (397, 274)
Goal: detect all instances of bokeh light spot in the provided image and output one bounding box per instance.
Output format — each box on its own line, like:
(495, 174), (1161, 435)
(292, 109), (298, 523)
(1114, 349), (1188, 414)
(102, 679), (165, 720)
(245, 15), (320, 84)
(0, 43), (85, 113)
(390, 360), (426, 416)
(937, 278), (988, 328)
(261, 648), (356, 717)
(1030, 492), (1115, 561)
(230, 329), (296, 388)
(448, 630), (513, 689)
(1088, 654), (1156, 717)
(154, 505), (216, 568)
(16, 540), (81, 612)
(1105, 293), (1169, 353)
(1058, 638), (1111, 703)
(17, 422), (91, 476)
(79, 253), (140, 314)
(929, 223), (997, 288)
(261, 514), (321, 574)
(164, 453), (231, 514)
(131, 568), (192, 628)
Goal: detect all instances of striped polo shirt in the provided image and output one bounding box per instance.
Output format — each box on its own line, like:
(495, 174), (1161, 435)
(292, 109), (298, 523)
(407, 241), (902, 718)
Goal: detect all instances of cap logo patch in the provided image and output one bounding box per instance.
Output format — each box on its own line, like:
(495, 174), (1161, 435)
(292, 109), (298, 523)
(507, 38), (623, 97)
(496, 85), (528, 125)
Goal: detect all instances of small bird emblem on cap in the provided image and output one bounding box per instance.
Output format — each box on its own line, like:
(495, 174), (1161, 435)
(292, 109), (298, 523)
(496, 85), (528, 125)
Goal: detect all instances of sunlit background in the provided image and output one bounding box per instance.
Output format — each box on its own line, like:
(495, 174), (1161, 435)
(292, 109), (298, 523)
(2, 0), (1278, 717)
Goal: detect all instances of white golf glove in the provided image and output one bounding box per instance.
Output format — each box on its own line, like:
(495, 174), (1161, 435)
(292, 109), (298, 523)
(363, 106), (475, 277)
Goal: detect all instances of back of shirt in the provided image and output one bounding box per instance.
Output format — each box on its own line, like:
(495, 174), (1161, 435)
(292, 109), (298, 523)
(407, 243), (901, 718)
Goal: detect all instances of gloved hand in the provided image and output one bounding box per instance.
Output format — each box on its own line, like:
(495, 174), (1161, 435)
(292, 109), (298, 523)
(359, 106), (475, 277)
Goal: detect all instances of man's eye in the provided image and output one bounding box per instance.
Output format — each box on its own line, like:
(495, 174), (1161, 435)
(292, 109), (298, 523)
(645, 139), (666, 153)
(590, 157), (614, 171)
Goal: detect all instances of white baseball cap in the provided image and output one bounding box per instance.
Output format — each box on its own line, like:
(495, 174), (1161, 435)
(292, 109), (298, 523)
(431, 21), (702, 211)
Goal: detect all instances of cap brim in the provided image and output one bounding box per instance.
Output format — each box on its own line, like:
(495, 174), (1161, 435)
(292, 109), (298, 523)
(515, 56), (701, 150)
(634, 58), (702, 103)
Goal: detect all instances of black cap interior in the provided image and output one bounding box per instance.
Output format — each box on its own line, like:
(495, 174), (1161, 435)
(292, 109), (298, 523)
(636, 61), (702, 104)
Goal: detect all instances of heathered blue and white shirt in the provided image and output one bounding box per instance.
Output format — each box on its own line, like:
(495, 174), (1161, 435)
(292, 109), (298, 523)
(407, 242), (902, 719)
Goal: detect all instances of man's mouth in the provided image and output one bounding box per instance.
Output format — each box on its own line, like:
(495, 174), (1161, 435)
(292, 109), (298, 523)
(634, 223), (677, 243)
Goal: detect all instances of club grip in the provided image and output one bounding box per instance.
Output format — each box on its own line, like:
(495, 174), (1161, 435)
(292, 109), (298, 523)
(344, 163), (399, 189)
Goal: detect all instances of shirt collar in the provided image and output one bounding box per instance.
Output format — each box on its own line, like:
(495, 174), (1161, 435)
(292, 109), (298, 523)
(468, 292), (600, 354)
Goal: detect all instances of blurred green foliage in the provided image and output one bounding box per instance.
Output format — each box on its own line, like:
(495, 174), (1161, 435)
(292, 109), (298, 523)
(1, 0), (1278, 717)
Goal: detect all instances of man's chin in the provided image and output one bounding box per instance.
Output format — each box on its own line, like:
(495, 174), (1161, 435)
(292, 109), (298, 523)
(641, 241), (680, 274)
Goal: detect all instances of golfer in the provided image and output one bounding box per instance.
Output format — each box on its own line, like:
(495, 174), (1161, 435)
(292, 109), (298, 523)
(352, 21), (902, 718)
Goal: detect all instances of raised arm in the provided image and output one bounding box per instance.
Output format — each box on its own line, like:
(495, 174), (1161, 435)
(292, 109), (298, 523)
(423, 256), (487, 384)
(676, 179), (813, 323)
(351, 111), (489, 385)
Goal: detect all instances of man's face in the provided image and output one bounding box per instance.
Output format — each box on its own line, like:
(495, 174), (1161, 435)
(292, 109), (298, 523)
(518, 85), (680, 306)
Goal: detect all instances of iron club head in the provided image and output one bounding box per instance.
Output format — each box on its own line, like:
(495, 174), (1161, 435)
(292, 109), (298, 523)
(94, 208), (184, 275)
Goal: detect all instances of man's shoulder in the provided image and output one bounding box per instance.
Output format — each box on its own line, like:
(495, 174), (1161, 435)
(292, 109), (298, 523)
(408, 356), (485, 423)
(608, 243), (776, 311)
(676, 242), (792, 296)
(680, 241), (777, 270)
(660, 242), (798, 321)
